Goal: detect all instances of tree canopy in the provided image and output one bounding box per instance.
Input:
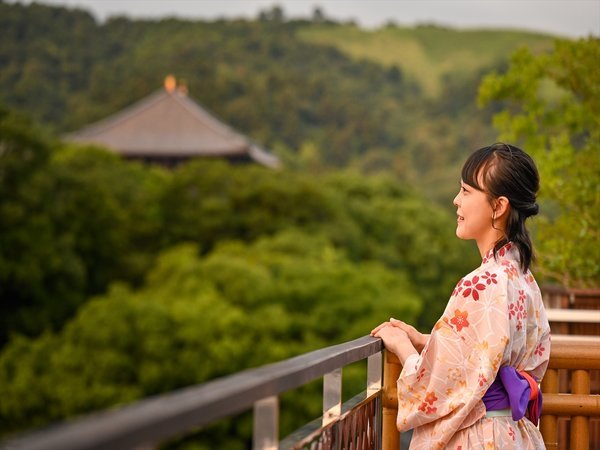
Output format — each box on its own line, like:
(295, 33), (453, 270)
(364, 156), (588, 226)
(0, 0), (557, 201)
(478, 37), (600, 287)
(0, 103), (479, 444)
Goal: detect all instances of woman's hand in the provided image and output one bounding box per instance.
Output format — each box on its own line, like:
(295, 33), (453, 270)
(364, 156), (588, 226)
(371, 318), (429, 353)
(388, 318), (429, 353)
(370, 322), (417, 365)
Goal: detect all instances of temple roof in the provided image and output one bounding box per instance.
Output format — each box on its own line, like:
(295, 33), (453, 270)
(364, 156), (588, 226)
(66, 80), (279, 168)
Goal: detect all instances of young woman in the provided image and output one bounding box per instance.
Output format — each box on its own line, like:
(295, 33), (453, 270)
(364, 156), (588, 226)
(372, 143), (550, 449)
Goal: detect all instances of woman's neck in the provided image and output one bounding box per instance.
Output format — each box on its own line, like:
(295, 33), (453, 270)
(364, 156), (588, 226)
(477, 230), (505, 259)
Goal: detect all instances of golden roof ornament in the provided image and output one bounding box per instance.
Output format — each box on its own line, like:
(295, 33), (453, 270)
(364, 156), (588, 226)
(164, 75), (176, 93)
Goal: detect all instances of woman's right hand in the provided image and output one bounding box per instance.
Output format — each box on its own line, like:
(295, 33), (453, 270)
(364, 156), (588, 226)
(388, 319), (429, 353)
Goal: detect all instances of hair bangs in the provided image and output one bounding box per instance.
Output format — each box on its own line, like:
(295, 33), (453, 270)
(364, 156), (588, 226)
(461, 145), (495, 192)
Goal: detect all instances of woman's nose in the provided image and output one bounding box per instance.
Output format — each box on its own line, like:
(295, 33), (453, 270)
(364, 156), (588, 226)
(453, 192), (460, 207)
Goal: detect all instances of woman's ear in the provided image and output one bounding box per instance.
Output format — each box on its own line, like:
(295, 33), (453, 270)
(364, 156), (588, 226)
(493, 196), (510, 219)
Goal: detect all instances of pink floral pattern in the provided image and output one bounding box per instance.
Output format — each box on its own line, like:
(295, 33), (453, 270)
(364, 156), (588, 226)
(418, 391), (439, 414)
(461, 275), (487, 300)
(508, 289), (528, 331)
(478, 373), (487, 387)
(508, 426), (516, 441)
(452, 278), (465, 297)
(396, 243), (551, 449)
(501, 259), (519, 280)
(534, 342), (545, 357)
(481, 271), (498, 285)
(450, 309), (470, 332)
(498, 242), (512, 257)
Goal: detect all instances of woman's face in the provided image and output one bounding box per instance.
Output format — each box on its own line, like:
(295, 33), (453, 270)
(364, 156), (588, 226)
(452, 180), (494, 242)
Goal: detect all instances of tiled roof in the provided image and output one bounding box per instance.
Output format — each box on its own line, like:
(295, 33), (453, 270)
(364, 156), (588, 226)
(66, 88), (279, 168)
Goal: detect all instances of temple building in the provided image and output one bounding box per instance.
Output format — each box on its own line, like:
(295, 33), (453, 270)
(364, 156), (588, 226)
(66, 76), (279, 168)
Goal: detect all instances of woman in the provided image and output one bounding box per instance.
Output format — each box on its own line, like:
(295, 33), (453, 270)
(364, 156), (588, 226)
(372, 143), (550, 449)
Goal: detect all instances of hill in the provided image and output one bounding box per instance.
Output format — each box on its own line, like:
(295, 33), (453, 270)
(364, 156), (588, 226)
(0, 1), (559, 201)
(297, 23), (554, 97)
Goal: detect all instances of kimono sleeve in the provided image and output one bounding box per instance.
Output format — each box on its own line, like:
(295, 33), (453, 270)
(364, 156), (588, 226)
(396, 270), (510, 443)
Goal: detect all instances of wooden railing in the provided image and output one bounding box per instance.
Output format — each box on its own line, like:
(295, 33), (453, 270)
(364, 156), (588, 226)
(542, 285), (600, 337)
(542, 285), (600, 450)
(540, 336), (600, 450)
(1, 335), (598, 450)
(0, 336), (386, 450)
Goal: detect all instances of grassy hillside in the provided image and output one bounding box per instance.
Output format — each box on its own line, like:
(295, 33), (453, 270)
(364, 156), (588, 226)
(297, 24), (555, 96)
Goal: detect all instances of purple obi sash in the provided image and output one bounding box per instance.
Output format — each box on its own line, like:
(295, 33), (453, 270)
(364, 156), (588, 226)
(481, 366), (542, 426)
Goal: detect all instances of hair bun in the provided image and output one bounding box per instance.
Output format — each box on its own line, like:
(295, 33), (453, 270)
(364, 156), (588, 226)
(524, 202), (539, 217)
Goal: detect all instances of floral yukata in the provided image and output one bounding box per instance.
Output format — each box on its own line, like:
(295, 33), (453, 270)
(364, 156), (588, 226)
(398, 243), (551, 449)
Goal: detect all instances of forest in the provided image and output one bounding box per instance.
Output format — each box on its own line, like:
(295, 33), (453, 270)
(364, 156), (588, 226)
(0, 1), (598, 448)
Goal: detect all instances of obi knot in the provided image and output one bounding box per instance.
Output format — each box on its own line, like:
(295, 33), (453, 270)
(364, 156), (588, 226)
(481, 366), (543, 426)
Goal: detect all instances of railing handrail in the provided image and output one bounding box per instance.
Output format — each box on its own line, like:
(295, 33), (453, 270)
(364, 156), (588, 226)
(545, 334), (600, 369)
(546, 308), (600, 324)
(541, 284), (600, 298)
(1, 336), (383, 450)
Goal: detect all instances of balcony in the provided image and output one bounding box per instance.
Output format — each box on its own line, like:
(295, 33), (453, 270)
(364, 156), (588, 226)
(2, 334), (598, 450)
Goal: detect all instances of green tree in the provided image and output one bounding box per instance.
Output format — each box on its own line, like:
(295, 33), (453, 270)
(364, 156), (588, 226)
(0, 111), (165, 343)
(478, 38), (600, 287)
(159, 162), (477, 328)
(321, 171), (479, 327)
(0, 232), (421, 446)
(0, 107), (84, 343)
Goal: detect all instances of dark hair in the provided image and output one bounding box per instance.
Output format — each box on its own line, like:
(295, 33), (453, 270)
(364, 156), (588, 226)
(461, 142), (539, 272)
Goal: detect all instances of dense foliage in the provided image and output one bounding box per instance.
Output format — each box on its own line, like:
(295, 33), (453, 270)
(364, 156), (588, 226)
(0, 1), (556, 201)
(0, 107), (477, 445)
(0, 236), (422, 444)
(0, 102), (477, 344)
(0, 107), (166, 343)
(479, 37), (600, 286)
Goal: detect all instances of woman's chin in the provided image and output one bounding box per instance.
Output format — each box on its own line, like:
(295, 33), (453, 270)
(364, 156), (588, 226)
(455, 227), (468, 240)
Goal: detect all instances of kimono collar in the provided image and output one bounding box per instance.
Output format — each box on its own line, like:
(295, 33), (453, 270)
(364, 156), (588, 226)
(481, 241), (517, 267)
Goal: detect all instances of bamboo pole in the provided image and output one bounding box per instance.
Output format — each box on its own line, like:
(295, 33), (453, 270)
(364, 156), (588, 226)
(542, 393), (600, 416)
(382, 350), (401, 450)
(541, 368), (559, 450)
(547, 338), (600, 370)
(571, 369), (590, 450)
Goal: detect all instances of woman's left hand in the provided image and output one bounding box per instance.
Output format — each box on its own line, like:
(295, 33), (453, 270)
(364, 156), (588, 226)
(371, 322), (417, 365)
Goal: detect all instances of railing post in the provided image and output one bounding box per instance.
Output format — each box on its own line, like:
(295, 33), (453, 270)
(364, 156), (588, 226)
(541, 368), (559, 450)
(382, 350), (401, 450)
(368, 352), (383, 450)
(571, 369), (591, 450)
(253, 396), (279, 450)
(367, 352), (382, 394)
(323, 368), (342, 426)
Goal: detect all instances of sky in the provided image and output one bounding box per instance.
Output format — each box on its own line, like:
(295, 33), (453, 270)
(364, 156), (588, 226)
(11, 0), (600, 38)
